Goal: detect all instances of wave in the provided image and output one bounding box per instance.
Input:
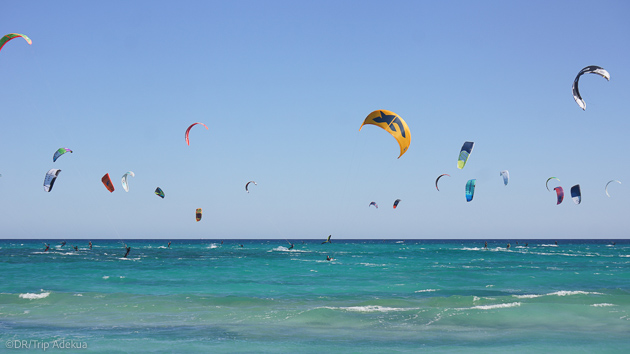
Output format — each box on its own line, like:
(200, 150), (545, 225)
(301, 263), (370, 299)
(415, 289), (439, 293)
(459, 302), (521, 310)
(19, 291), (50, 300)
(591, 303), (616, 307)
(322, 305), (419, 313)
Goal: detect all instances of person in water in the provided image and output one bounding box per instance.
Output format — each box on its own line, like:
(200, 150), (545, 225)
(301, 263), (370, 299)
(326, 255), (332, 261)
(288, 243), (294, 250)
(89, 241), (92, 250)
(506, 243), (511, 250)
(44, 243), (50, 252)
(123, 244), (131, 258)
(167, 241), (171, 248)
(73, 245), (78, 251)
(60, 241), (66, 247)
(484, 241), (488, 249)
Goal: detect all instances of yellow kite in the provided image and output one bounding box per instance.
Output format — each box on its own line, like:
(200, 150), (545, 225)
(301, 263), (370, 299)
(359, 110), (411, 158)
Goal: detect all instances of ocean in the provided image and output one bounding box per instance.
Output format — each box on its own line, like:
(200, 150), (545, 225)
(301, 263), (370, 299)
(1, 239), (628, 353)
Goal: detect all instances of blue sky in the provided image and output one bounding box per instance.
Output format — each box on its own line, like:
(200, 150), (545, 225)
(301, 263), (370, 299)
(1, 0), (629, 239)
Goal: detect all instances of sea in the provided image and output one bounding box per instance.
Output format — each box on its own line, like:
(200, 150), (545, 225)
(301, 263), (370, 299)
(1, 239), (628, 353)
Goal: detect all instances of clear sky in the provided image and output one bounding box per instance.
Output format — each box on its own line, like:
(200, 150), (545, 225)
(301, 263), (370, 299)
(1, 0), (629, 240)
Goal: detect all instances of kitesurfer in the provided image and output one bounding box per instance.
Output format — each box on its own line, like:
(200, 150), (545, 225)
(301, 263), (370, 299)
(484, 241), (488, 249)
(326, 255), (332, 261)
(89, 241), (92, 250)
(44, 243), (50, 252)
(123, 244), (131, 258)
(168, 241), (171, 248)
(60, 241), (66, 247)
(73, 245), (78, 251)
(506, 243), (511, 250)
(288, 243), (294, 250)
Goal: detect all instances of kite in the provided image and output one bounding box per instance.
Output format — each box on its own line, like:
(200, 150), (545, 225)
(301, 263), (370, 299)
(43, 169), (61, 192)
(500, 170), (509, 186)
(359, 110), (411, 158)
(546, 177), (560, 191)
(53, 148), (72, 162)
(185, 122), (208, 146)
(466, 179), (476, 202)
(572, 65), (610, 110)
(0, 33), (32, 53)
(246, 181), (257, 193)
(155, 187), (165, 199)
(196, 208), (202, 222)
(321, 235), (332, 244)
(458, 142), (474, 169)
(554, 186), (564, 205)
(571, 184), (581, 205)
(393, 199), (401, 209)
(101, 173), (115, 193)
(369, 201), (378, 208)
(121, 171), (135, 192)
(605, 180), (621, 197)
(435, 174), (450, 191)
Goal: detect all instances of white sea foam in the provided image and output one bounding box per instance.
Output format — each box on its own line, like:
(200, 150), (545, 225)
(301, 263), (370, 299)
(461, 302), (521, 310)
(360, 263), (386, 267)
(548, 290), (603, 296)
(19, 292), (50, 300)
(513, 294), (542, 299)
(592, 303), (615, 307)
(74, 294), (83, 297)
(102, 276), (110, 279)
(324, 305), (418, 313)
(415, 289), (438, 293)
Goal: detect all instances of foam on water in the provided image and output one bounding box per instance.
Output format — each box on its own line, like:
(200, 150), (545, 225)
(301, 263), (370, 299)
(19, 291), (50, 300)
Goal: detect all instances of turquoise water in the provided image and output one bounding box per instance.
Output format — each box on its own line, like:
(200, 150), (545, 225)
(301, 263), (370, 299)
(1, 239), (629, 353)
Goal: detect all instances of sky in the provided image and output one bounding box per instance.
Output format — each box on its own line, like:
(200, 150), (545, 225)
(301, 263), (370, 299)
(1, 0), (629, 240)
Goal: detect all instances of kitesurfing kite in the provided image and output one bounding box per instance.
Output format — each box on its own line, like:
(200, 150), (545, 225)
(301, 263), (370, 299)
(466, 179), (476, 202)
(245, 181), (257, 193)
(359, 110), (411, 159)
(546, 177), (560, 191)
(571, 184), (581, 204)
(554, 186), (564, 205)
(101, 173), (115, 193)
(52, 148), (72, 162)
(185, 122), (208, 146)
(43, 169), (61, 192)
(572, 65), (610, 110)
(196, 208), (202, 222)
(435, 174), (450, 191)
(393, 199), (401, 209)
(321, 235), (332, 244)
(369, 201), (378, 208)
(458, 142), (474, 169)
(605, 180), (621, 197)
(500, 170), (509, 186)
(155, 187), (165, 199)
(121, 171), (135, 192)
(0, 33), (32, 53)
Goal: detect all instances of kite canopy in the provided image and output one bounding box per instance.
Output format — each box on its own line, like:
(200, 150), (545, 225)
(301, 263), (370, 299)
(101, 173), (115, 193)
(572, 65), (610, 110)
(435, 174), (450, 191)
(53, 148), (72, 162)
(122, 171), (135, 192)
(0, 33), (32, 53)
(571, 185), (581, 205)
(458, 142), (474, 169)
(605, 180), (621, 197)
(360, 110), (411, 158)
(196, 208), (202, 222)
(369, 201), (378, 209)
(245, 181), (257, 193)
(466, 179), (476, 202)
(500, 170), (509, 186)
(185, 122), (208, 146)
(321, 235), (332, 244)
(554, 187), (564, 205)
(43, 169), (61, 192)
(546, 177), (560, 191)
(155, 187), (165, 199)
(393, 199), (401, 209)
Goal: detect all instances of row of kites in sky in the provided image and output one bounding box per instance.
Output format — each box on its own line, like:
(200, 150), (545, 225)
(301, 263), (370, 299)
(2, 33), (621, 207)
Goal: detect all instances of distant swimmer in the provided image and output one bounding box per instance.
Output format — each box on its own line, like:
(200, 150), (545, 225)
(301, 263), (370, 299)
(89, 241), (92, 250)
(123, 244), (131, 258)
(168, 241), (171, 248)
(321, 235), (332, 244)
(44, 243), (50, 252)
